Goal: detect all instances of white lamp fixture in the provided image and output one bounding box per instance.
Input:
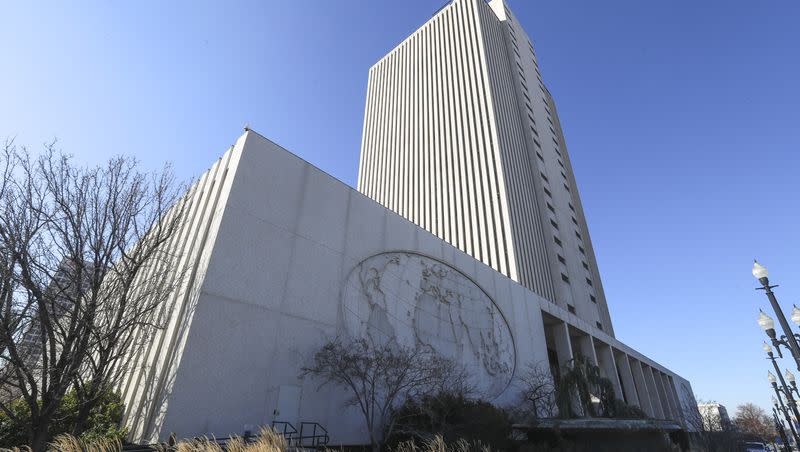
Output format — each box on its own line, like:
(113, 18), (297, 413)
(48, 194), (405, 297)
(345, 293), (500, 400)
(773, 396), (779, 406)
(753, 261), (769, 279)
(791, 305), (800, 326)
(787, 369), (796, 384)
(764, 342), (773, 354)
(759, 310), (776, 331)
(769, 370), (777, 383)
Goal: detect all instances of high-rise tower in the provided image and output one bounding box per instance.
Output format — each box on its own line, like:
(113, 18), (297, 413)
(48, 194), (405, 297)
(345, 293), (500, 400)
(358, 0), (614, 335)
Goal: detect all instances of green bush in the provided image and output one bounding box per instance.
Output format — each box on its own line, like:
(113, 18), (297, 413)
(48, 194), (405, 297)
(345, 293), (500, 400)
(384, 392), (513, 451)
(0, 388), (127, 448)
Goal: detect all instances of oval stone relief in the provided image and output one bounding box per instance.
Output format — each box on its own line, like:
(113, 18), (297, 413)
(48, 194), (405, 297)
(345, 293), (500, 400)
(341, 252), (515, 398)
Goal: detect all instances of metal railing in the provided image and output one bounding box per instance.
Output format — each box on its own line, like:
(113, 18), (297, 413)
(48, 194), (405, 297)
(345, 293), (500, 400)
(271, 420), (299, 444)
(298, 422), (329, 447)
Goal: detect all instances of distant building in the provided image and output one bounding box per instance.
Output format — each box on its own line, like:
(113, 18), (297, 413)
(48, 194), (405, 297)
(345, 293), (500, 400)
(698, 403), (732, 431)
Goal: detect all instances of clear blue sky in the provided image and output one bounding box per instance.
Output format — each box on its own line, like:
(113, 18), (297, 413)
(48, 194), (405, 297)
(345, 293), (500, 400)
(2, 1), (799, 415)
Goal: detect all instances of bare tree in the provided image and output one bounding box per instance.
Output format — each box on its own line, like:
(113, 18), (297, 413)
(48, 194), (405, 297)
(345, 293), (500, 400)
(513, 361), (557, 422)
(735, 403), (775, 442)
(301, 337), (467, 452)
(0, 141), (188, 450)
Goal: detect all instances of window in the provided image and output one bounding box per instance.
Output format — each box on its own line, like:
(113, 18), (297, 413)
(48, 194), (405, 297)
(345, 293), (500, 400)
(568, 202), (575, 212)
(523, 91), (532, 103)
(528, 113), (536, 124)
(553, 236), (562, 247)
(578, 245), (585, 255)
(557, 254), (566, 265)
(546, 203), (555, 213)
(533, 138), (541, 148)
(561, 273), (570, 283)
(567, 305), (576, 314)
(550, 219), (558, 229)
(553, 137), (561, 147)
(540, 172), (549, 182)
(561, 171), (567, 180)
(549, 126), (556, 135)
(544, 187), (552, 198)
(575, 230), (582, 240)
(582, 261), (589, 270)
(571, 217), (578, 226)
(557, 159), (564, 168)
(586, 278), (593, 286)
(531, 127), (539, 137)
(564, 183), (571, 192)
(537, 152), (544, 162)
(596, 322), (603, 330)
(590, 295), (597, 303)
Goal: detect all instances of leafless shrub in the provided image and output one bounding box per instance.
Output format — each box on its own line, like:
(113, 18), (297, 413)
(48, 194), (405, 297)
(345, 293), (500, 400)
(513, 361), (557, 422)
(0, 141), (189, 450)
(302, 337), (469, 452)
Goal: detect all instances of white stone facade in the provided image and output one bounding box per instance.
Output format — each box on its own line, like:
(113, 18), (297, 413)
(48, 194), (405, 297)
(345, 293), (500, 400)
(358, 0), (614, 335)
(117, 131), (697, 444)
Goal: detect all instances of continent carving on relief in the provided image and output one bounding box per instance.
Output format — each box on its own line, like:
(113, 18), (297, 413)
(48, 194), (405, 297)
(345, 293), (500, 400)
(342, 252), (515, 398)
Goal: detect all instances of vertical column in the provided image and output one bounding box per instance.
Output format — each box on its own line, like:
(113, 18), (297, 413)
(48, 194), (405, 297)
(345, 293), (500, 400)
(550, 321), (574, 368)
(593, 340), (623, 401)
(667, 375), (686, 424)
(660, 373), (681, 421)
(613, 349), (640, 407)
(652, 370), (673, 419)
(642, 364), (665, 419)
(630, 358), (654, 417)
(570, 331), (596, 365)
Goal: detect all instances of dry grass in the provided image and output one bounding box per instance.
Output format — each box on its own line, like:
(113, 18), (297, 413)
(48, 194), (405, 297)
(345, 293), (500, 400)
(0, 447), (32, 452)
(163, 427), (287, 452)
(392, 435), (493, 452)
(0, 429), (492, 452)
(47, 434), (122, 452)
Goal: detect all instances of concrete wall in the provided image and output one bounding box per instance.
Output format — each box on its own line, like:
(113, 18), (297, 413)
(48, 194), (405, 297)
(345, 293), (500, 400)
(119, 131), (698, 444)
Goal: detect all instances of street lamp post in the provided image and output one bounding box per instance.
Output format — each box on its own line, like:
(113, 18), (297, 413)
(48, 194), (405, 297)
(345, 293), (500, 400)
(754, 261), (800, 372)
(773, 405), (791, 452)
(765, 343), (800, 420)
(785, 369), (800, 399)
(772, 392), (800, 447)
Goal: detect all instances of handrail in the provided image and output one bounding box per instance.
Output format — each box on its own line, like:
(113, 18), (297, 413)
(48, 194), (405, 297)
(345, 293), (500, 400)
(299, 421), (330, 447)
(270, 420), (299, 443)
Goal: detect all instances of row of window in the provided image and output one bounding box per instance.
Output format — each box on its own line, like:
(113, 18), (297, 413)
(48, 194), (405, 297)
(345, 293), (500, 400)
(565, 305), (603, 331)
(506, 18), (601, 328)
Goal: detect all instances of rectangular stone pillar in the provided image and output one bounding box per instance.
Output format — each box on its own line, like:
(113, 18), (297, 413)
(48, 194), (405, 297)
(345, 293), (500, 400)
(593, 339), (623, 401)
(613, 349), (640, 407)
(660, 372), (679, 420)
(652, 370), (673, 419)
(642, 364), (665, 419)
(630, 358), (654, 417)
(663, 374), (684, 423)
(550, 321), (574, 368)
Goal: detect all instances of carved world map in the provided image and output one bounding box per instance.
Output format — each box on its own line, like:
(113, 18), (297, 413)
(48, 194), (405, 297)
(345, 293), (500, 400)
(341, 252), (515, 398)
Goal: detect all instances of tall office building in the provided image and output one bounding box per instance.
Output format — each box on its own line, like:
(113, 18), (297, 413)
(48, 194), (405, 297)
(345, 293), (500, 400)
(358, 0), (613, 334)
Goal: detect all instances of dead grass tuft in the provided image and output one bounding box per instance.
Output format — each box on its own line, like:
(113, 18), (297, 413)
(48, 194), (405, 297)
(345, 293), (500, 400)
(46, 434), (121, 452)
